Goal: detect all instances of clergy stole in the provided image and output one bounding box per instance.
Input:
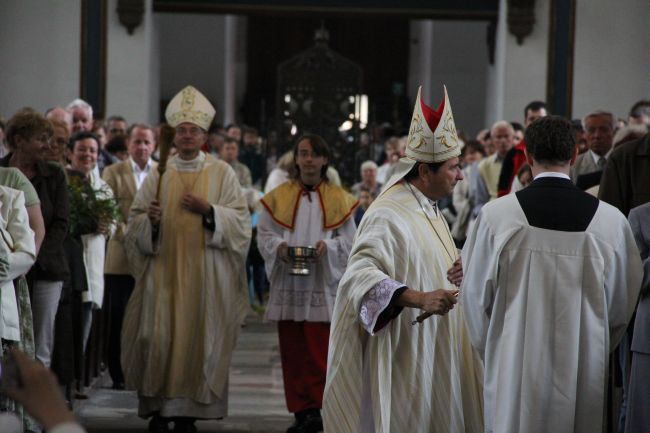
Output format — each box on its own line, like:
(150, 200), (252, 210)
(154, 169), (207, 396)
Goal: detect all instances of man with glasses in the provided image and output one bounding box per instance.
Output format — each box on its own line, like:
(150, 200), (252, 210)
(122, 86), (251, 433)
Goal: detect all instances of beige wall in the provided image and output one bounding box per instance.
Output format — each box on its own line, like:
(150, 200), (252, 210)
(572, 0), (650, 120)
(105, 0), (160, 124)
(0, 0), (81, 118)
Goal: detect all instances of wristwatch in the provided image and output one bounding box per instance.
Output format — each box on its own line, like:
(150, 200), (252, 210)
(203, 208), (215, 228)
(203, 208), (214, 223)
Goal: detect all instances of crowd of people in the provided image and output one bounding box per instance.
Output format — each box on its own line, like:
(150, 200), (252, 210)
(0, 84), (648, 433)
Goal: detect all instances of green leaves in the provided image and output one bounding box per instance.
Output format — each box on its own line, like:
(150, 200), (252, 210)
(68, 175), (120, 238)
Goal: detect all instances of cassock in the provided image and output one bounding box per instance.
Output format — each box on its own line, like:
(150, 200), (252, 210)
(461, 175), (643, 433)
(122, 152), (251, 419)
(323, 181), (484, 433)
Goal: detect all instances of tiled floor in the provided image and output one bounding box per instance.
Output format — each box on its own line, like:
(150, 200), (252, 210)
(77, 314), (294, 433)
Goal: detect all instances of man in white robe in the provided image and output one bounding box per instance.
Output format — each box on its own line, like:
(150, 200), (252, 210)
(258, 134), (357, 433)
(122, 86), (251, 433)
(461, 115), (643, 433)
(324, 86), (484, 433)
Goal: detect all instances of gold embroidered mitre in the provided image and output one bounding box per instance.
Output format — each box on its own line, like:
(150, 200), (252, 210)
(165, 85), (216, 131)
(406, 85), (461, 163)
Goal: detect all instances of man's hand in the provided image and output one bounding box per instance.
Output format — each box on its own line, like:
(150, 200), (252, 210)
(395, 288), (459, 324)
(447, 257), (463, 287)
(181, 193), (211, 215)
(420, 289), (459, 315)
(3, 349), (77, 430)
(277, 242), (290, 263)
(148, 200), (162, 226)
(314, 240), (327, 258)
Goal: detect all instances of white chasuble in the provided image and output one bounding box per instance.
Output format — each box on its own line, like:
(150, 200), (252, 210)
(122, 153), (251, 418)
(324, 182), (484, 433)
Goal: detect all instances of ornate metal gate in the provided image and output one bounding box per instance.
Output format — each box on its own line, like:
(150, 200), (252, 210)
(276, 25), (362, 185)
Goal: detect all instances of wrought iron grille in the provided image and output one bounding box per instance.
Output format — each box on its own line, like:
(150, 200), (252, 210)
(276, 25), (362, 185)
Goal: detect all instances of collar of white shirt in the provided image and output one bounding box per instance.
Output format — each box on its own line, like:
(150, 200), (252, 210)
(589, 149), (611, 165)
(129, 157), (152, 174)
(533, 171), (571, 181)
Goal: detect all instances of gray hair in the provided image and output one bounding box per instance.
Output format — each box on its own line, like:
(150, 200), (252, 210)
(360, 160), (378, 173)
(490, 120), (514, 135)
(582, 110), (616, 130)
(66, 98), (93, 119)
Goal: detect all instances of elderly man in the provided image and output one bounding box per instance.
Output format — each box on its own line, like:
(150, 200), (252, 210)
(570, 110), (615, 189)
(102, 124), (157, 390)
(350, 160), (382, 198)
(462, 116), (642, 433)
(66, 98), (114, 174)
(324, 86), (484, 433)
(65, 99), (94, 134)
(122, 85), (251, 433)
(497, 101), (547, 196)
(472, 120), (514, 216)
(45, 107), (72, 129)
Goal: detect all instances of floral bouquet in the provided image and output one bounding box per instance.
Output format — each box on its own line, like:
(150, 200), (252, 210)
(68, 173), (120, 238)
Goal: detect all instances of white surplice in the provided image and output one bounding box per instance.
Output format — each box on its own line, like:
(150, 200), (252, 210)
(461, 193), (643, 433)
(257, 189), (355, 322)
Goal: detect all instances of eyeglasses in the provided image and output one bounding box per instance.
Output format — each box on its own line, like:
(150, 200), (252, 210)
(34, 134), (53, 144)
(176, 126), (203, 136)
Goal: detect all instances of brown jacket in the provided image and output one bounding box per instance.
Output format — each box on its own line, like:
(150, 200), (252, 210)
(103, 159), (157, 275)
(599, 132), (650, 216)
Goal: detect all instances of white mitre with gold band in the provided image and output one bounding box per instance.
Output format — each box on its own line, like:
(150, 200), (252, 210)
(380, 85), (461, 196)
(164, 85), (216, 131)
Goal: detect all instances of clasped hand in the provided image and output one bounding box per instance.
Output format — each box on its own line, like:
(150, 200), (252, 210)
(447, 257), (463, 286)
(181, 193), (211, 215)
(147, 194), (211, 226)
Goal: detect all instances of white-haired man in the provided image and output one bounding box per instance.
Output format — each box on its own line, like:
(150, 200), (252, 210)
(471, 120), (514, 217)
(570, 110), (615, 189)
(65, 99), (93, 134)
(350, 160), (382, 198)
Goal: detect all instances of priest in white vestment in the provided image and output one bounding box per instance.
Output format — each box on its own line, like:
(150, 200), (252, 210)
(258, 134), (357, 433)
(324, 86), (484, 433)
(122, 86), (251, 433)
(461, 115), (643, 433)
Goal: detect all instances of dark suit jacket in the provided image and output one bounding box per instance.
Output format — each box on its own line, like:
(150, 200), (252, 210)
(516, 176), (599, 232)
(629, 202), (650, 354)
(599, 132), (650, 216)
(0, 155), (70, 281)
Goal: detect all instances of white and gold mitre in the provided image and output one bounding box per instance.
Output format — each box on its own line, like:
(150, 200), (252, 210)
(164, 85), (216, 131)
(379, 86), (462, 197)
(405, 85), (461, 163)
